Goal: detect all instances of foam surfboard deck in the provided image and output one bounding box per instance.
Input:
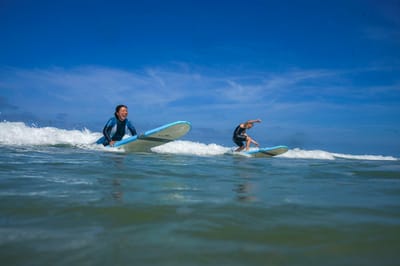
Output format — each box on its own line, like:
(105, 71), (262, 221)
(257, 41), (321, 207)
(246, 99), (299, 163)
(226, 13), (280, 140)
(240, 145), (289, 158)
(98, 121), (191, 152)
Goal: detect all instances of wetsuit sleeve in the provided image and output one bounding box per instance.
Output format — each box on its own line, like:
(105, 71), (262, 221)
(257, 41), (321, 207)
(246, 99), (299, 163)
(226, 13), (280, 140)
(126, 120), (137, 136)
(102, 118), (115, 143)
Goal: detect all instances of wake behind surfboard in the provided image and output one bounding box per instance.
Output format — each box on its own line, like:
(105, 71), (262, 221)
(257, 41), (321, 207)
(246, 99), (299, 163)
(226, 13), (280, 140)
(236, 145), (289, 158)
(96, 121), (191, 152)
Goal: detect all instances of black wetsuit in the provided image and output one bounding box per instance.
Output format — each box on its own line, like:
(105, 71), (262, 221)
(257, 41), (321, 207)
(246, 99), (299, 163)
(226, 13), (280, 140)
(232, 125), (247, 147)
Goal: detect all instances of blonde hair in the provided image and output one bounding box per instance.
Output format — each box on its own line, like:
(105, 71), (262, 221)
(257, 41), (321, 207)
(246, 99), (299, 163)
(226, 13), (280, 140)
(243, 122), (253, 128)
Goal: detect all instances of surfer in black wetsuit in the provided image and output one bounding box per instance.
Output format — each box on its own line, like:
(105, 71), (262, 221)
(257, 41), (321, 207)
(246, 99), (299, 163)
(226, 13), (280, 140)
(232, 119), (261, 152)
(100, 105), (137, 146)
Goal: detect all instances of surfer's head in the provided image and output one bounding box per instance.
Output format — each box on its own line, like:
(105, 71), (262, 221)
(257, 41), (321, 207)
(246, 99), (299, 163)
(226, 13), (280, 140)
(244, 122), (254, 129)
(115, 104), (128, 121)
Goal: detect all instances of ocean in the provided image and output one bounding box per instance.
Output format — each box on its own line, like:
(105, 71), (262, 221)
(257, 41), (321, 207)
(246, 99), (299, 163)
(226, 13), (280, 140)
(1, 122), (399, 266)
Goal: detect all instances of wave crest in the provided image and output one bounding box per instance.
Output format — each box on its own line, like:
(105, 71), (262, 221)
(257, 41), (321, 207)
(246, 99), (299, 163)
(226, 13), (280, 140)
(0, 122), (397, 161)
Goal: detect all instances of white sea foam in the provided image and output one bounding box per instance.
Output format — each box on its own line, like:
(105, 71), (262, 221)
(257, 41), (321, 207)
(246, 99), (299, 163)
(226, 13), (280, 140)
(280, 148), (398, 161)
(0, 122), (398, 161)
(280, 148), (336, 160)
(152, 140), (230, 156)
(0, 121), (101, 146)
(331, 152), (398, 161)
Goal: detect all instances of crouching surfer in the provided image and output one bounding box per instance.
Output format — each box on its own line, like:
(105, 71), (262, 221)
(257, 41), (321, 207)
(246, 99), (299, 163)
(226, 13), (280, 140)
(98, 105), (137, 146)
(232, 119), (261, 152)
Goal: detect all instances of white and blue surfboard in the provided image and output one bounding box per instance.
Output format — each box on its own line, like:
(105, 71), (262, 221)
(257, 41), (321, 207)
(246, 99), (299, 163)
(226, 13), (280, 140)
(239, 145), (289, 158)
(97, 121), (191, 152)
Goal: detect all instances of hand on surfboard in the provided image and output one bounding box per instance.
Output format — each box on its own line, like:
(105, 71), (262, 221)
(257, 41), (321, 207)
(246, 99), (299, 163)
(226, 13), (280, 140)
(109, 141), (116, 147)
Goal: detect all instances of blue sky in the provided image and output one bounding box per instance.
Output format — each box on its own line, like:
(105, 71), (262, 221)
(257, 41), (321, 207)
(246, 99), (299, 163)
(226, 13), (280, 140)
(0, 0), (399, 155)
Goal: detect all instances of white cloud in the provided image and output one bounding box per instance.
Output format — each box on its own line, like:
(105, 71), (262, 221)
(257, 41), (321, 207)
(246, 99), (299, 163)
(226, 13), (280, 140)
(0, 64), (399, 130)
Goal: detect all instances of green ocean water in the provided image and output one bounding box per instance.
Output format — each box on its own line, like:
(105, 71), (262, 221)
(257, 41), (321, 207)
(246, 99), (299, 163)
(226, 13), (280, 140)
(1, 143), (400, 266)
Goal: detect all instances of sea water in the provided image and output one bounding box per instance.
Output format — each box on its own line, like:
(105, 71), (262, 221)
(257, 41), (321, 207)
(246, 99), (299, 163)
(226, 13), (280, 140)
(0, 122), (399, 266)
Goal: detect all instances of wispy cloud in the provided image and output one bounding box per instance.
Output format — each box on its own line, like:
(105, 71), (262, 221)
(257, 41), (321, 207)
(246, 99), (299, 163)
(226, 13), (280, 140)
(0, 64), (399, 130)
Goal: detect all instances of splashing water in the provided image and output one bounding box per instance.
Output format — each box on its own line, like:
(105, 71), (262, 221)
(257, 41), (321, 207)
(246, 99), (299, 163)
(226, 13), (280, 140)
(0, 122), (397, 161)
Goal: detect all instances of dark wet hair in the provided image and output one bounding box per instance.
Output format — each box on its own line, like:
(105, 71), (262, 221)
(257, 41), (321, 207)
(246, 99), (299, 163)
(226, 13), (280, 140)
(115, 104), (128, 116)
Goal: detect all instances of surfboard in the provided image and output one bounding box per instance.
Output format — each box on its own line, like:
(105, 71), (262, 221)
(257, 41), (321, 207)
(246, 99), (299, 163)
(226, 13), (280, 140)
(239, 145), (289, 158)
(97, 121), (191, 152)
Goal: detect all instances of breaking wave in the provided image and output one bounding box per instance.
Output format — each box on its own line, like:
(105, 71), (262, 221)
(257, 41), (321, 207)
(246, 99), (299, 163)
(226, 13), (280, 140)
(0, 122), (397, 161)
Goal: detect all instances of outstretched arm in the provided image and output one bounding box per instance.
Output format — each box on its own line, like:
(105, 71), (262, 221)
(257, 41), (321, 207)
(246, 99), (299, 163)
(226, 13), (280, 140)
(246, 119), (262, 124)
